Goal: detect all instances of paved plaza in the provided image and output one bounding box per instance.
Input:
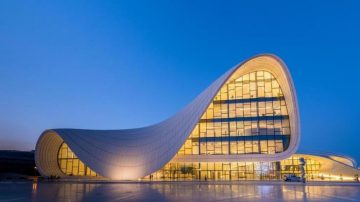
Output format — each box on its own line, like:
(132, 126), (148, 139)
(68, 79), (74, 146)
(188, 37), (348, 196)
(1, 181), (360, 202)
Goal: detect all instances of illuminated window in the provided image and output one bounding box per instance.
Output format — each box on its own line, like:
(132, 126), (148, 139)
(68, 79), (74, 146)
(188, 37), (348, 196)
(175, 71), (290, 156)
(57, 142), (98, 177)
(145, 156), (323, 181)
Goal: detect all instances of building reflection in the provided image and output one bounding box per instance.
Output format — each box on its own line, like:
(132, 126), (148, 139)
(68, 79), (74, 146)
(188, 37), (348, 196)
(32, 180), (37, 193)
(28, 181), (360, 201)
(31, 182), (98, 201)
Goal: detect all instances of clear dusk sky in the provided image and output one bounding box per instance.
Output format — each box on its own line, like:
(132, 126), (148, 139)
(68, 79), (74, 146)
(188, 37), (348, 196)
(0, 1), (359, 161)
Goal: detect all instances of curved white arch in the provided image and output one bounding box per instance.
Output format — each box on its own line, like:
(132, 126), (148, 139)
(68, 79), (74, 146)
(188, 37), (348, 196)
(294, 154), (360, 178)
(326, 155), (357, 168)
(35, 54), (300, 180)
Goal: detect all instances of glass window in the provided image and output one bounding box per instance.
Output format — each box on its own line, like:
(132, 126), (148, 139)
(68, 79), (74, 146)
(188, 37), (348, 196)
(57, 142), (98, 177)
(158, 70), (293, 181)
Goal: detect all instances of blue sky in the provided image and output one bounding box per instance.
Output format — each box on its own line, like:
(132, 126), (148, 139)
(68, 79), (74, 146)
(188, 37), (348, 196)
(0, 1), (359, 161)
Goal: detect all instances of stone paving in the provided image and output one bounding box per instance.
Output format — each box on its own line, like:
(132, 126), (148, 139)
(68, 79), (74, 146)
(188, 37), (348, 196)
(0, 181), (360, 202)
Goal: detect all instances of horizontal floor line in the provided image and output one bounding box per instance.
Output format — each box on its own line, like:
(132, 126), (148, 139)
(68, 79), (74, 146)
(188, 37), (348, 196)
(199, 115), (289, 123)
(191, 135), (290, 142)
(213, 96), (285, 105)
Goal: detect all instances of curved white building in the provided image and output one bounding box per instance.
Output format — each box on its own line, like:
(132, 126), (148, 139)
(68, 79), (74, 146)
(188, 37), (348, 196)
(35, 54), (360, 181)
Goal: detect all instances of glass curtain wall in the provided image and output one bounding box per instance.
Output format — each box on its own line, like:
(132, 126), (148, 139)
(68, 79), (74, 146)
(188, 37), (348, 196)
(57, 142), (98, 177)
(177, 71), (290, 156)
(145, 157), (321, 181)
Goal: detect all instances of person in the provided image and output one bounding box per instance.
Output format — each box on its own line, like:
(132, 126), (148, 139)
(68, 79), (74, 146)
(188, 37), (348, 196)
(299, 157), (306, 183)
